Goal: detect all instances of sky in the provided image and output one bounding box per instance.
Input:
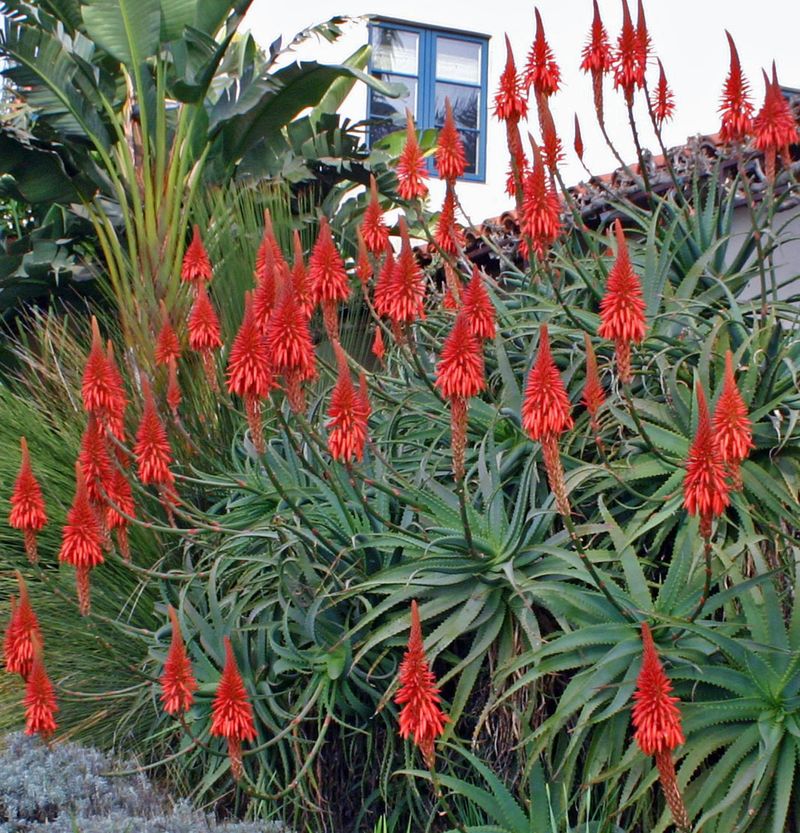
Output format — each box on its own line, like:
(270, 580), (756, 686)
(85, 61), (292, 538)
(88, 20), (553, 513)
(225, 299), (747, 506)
(244, 0), (800, 194)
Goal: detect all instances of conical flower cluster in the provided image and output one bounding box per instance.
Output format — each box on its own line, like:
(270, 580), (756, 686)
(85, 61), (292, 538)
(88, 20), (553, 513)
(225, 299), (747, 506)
(632, 623), (691, 832)
(435, 98), (467, 182)
(361, 176), (390, 255)
(519, 144), (561, 260)
(188, 282), (223, 387)
(462, 267), (496, 341)
(396, 111), (429, 201)
(434, 186), (464, 256)
(3, 573), (42, 679)
(155, 301), (181, 366)
(24, 645), (58, 739)
(651, 59), (675, 127)
(612, 0), (646, 104)
(227, 292), (273, 453)
(82, 318), (124, 423)
(524, 8), (560, 97)
(522, 325), (573, 515)
(395, 601), (448, 768)
(753, 64), (798, 182)
(383, 219), (426, 326)
(135, 381), (175, 490)
(9, 437), (47, 564)
(683, 383), (730, 539)
(494, 36), (527, 122)
(58, 465), (104, 616)
(181, 225), (213, 283)
(266, 281), (317, 413)
(309, 217), (350, 341)
(211, 638), (257, 781)
(711, 351), (753, 488)
(327, 350), (370, 463)
(160, 606), (197, 716)
(598, 220), (647, 384)
(719, 32), (753, 144)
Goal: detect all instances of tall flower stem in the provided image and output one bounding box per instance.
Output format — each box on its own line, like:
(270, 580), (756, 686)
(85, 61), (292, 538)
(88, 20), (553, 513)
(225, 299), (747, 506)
(687, 533), (713, 623)
(654, 749), (692, 833)
(622, 384), (676, 465)
(559, 510), (633, 621)
(626, 100), (653, 196)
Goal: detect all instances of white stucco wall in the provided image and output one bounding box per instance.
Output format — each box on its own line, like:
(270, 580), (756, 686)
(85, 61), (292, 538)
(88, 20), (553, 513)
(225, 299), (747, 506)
(244, 0), (800, 224)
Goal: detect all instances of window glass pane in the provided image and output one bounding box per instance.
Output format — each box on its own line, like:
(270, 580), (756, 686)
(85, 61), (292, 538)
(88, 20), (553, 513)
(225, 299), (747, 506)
(369, 75), (417, 144)
(436, 37), (481, 84)
(371, 27), (419, 75)
(435, 83), (479, 130)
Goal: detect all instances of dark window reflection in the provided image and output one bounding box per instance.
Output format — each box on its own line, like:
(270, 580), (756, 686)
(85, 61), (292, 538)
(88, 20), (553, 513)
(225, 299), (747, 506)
(369, 74), (417, 144)
(435, 83), (479, 130)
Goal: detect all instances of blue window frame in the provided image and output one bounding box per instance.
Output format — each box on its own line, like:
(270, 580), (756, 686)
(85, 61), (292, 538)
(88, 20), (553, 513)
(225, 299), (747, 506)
(367, 18), (489, 183)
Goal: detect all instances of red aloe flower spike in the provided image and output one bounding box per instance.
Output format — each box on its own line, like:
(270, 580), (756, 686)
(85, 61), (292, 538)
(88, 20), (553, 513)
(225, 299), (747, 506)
(395, 601), (449, 768)
(227, 291), (273, 454)
(252, 247), (277, 335)
(462, 266), (496, 340)
(356, 230), (372, 288)
(266, 280), (317, 414)
(372, 327), (386, 363)
(255, 209), (288, 284)
(361, 176), (390, 255)
(443, 263), (462, 309)
(632, 623), (690, 832)
(135, 378), (175, 490)
(160, 606), (197, 716)
(434, 185), (465, 256)
(580, 0), (612, 76)
(495, 35), (527, 122)
(166, 356), (181, 420)
(309, 216), (350, 342)
(384, 218), (426, 327)
(396, 110), (429, 201)
(435, 311), (486, 480)
(210, 637), (257, 781)
(573, 114), (584, 161)
(188, 281), (223, 389)
(635, 0), (652, 73)
(181, 224), (213, 284)
(9, 437), (47, 564)
(522, 325), (573, 515)
(327, 348), (370, 463)
(24, 641), (58, 739)
(291, 229), (313, 318)
(651, 59), (675, 127)
(683, 382), (730, 539)
(597, 220), (647, 384)
(373, 244), (396, 318)
(524, 8), (560, 97)
(711, 350), (753, 490)
(105, 465), (134, 562)
(612, 0), (645, 104)
(442, 287), (457, 311)
(581, 0), (612, 123)
(59, 463), (104, 616)
(519, 142), (562, 261)
(155, 301), (181, 366)
(753, 63), (798, 183)
(540, 102), (564, 172)
(79, 415), (114, 507)
(719, 32), (754, 144)
(103, 341), (128, 442)
(435, 98), (467, 182)
(82, 317), (116, 417)
(4, 572), (42, 679)
(582, 332), (605, 432)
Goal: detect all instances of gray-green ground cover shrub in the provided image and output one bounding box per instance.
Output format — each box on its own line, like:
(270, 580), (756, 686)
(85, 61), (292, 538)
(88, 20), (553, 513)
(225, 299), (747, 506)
(0, 733), (287, 833)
